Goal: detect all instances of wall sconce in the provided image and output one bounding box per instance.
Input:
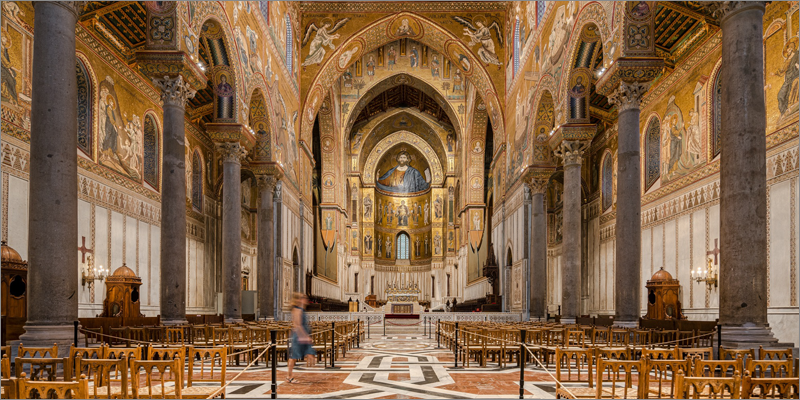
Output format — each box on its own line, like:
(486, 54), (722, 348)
(81, 255), (108, 286)
(691, 257), (718, 290)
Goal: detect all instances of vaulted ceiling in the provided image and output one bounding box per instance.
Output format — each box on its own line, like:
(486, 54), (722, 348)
(353, 85), (453, 128)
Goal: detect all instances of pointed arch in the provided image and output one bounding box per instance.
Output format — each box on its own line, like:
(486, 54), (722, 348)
(248, 87), (271, 162)
(143, 113), (160, 190)
(75, 54), (95, 158)
(300, 12), (504, 143)
(644, 114), (661, 191)
(601, 150), (614, 211)
(710, 62), (723, 160)
(192, 150), (204, 211)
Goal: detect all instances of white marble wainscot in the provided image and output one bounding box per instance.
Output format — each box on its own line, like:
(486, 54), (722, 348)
(464, 277), (491, 301)
(302, 312), (523, 324)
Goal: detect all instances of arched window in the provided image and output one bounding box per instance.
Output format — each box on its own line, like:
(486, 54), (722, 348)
(285, 15), (293, 72)
(711, 70), (722, 158)
(396, 233), (410, 260)
(644, 117), (661, 190)
(76, 59), (92, 156)
(602, 153), (613, 211)
(143, 115), (159, 189)
(513, 18), (520, 76)
(192, 151), (203, 210)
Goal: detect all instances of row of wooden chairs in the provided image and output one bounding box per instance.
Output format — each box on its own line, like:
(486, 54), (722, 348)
(554, 349), (797, 399)
(3, 345), (229, 398)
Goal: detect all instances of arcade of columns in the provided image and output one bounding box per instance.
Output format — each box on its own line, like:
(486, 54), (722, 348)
(15, 1), (779, 351)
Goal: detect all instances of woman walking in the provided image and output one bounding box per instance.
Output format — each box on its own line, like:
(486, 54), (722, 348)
(287, 292), (316, 383)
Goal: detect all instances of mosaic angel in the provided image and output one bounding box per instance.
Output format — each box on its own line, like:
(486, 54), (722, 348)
(301, 18), (350, 66)
(452, 16), (503, 65)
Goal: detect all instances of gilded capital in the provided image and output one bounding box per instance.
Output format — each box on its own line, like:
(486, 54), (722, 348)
(216, 142), (247, 164)
(554, 140), (589, 167)
(608, 81), (649, 113)
(152, 75), (196, 108)
(526, 178), (549, 195)
(705, 1), (766, 25)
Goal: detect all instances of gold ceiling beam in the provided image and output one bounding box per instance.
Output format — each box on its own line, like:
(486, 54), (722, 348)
(80, 1), (136, 21)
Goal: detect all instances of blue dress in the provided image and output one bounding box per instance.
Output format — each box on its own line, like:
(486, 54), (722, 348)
(290, 306), (316, 360)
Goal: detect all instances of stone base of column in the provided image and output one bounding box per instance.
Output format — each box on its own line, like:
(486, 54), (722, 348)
(225, 318), (244, 324)
(560, 317), (576, 325)
(15, 324), (84, 358)
(161, 318), (189, 326)
(613, 320), (639, 329)
(720, 325), (789, 349)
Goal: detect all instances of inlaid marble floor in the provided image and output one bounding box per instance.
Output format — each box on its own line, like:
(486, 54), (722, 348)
(209, 326), (563, 399)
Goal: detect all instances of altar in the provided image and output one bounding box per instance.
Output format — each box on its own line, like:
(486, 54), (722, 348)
(383, 283), (422, 315)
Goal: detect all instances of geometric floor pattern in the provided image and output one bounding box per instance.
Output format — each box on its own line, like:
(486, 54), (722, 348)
(215, 325), (561, 399)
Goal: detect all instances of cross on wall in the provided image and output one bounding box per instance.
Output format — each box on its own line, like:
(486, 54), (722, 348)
(706, 238), (720, 265)
(78, 236), (94, 264)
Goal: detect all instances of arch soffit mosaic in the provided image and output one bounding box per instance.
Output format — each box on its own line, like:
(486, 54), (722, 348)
(555, 2), (612, 125)
(363, 130), (444, 187)
(346, 73), (462, 141)
(356, 109), (449, 172)
(301, 12), (505, 145)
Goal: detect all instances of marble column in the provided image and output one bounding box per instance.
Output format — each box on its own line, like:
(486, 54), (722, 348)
(218, 142), (246, 322)
(527, 179), (549, 320)
(256, 175), (277, 319)
(152, 75), (195, 324)
(608, 81), (649, 327)
(714, 2), (778, 346)
(555, 141), (588, 324)
(19, 1), (82, 356)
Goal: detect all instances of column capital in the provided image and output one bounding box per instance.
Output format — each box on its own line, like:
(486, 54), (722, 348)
(554, 140), (589, 167)
(216, 142), (247, 164)
(608, 81), (650, 113)
(705, 2), (766, 25)
(37, 2), (86, 18)
(256, 174), (278, 192)
(523, 168), (554, 194)
(152, 75), (196, 108)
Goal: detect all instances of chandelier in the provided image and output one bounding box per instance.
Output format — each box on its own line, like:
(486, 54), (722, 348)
(81, 255), (108, 286)
(691, 257), (718, 290)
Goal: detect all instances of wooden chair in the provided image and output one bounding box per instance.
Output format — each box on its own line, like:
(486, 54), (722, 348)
(109, 327), (130, 346)
(69, 345), (107, 380)
(164, 328), (185, 345)
(641, 357), (691, 399)
(596, 347), (631, 361)
(128, 328), (147, 346)
(746, 358), (795, 378)
(741, 373), (800, 399)
(78, 355), (129, 399)
(673, 370), (741, 399)
(184, 346), (227, 399)
(759, 346), (793, 361)
(592, 327), (611, 347)
(693, 356), (742, 377)
(679, 347), (714, 360)
(642, 348), (678, 360)
(129, 358), (182, 399)
(106, 346), (142, 362)
(540, 328), (565, 367)
(15, 357), (67, 381)
(1, 355), (14, 398)
(594, 358), (644, 399)
(650, 330), (678, 350)
(554, 348), (594, 399)
(462, 328), (484, 367)
(16, 372), (89, 399)
(18, 343), (58, 358)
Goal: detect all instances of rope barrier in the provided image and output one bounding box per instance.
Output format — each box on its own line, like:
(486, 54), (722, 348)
(205, 344), (272, 399)
(385, 319), (424, 326)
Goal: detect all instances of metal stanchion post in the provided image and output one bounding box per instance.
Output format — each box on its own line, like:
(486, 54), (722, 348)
(73, 321), (79, 347)
(383, 316), (386, 336)
(368, 317), (370, 339)
(428, 318), (431, 339)
(519, 329), (527, 399)
(331, 321), (336, 368)
(437, 321), (440, 348)
(716, 325), (722, 360)
(270, 330), (277, 399)
(357, 319), (361, 348)
(453, 322), (459, 368)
